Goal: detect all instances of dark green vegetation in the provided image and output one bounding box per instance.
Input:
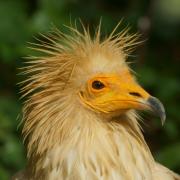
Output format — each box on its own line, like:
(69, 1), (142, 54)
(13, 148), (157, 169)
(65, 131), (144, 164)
(0, 0), (180, 179)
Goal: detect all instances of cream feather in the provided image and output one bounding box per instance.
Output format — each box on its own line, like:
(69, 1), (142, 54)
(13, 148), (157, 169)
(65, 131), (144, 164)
(13, 22), (180, 180)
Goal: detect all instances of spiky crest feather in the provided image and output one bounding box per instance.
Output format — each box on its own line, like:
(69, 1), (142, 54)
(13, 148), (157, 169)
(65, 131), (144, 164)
(17, 22), (180, 180)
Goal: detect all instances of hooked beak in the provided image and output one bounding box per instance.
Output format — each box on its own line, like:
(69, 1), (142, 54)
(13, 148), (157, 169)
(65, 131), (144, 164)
(119, 83), (166, 125)
(118, 83), (166, 125)
(113, 79), (167, 125)
(147, 96), (166, 125)
(80, 74), (166, 125)
(109, 81), (166, 124)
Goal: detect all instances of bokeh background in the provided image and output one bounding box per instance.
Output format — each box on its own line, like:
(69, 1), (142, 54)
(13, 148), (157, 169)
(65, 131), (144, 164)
(0, 0), (180, 179)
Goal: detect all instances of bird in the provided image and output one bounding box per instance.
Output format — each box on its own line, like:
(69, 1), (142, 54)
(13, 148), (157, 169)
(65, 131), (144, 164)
(13, 22), (180, 180)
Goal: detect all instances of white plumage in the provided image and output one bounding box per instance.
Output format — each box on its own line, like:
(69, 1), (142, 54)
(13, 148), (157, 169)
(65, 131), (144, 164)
(13, 23), (180, 180)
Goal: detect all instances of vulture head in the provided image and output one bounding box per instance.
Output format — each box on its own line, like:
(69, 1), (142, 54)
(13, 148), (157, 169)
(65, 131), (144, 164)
(16, 22), (180, 180)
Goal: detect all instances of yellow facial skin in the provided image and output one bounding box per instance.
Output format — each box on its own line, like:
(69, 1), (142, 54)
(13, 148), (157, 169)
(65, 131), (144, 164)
(79, 71), (151, 114)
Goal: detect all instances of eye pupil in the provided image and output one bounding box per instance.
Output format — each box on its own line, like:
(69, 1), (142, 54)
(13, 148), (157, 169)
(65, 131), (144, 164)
(92, 80), (105, 90)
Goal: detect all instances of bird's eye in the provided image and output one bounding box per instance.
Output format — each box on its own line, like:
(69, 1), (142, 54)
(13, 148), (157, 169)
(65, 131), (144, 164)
(92, 80), (105, 90)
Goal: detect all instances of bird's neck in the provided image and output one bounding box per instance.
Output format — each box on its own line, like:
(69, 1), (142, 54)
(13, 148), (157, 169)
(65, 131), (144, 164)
(25, 104), (155, 179)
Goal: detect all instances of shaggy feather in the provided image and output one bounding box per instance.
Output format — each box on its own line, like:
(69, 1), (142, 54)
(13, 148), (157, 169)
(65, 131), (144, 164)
(13, 22), (180, 180)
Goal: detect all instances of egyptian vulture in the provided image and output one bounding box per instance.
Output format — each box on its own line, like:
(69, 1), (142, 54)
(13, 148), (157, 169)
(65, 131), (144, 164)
(13, 23), (180, 180)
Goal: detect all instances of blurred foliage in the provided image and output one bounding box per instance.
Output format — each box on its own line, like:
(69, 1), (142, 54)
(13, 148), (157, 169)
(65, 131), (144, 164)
(0, 0), (180, 179)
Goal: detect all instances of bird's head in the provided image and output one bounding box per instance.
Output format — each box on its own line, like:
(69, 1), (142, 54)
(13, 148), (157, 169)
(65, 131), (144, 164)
(20, 23), (169, 176)
(77, 54), (165, 124)
(22, 22), (166, 134)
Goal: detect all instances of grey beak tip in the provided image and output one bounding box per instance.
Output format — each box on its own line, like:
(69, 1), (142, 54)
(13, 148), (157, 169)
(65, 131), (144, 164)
(147, 96), (166, 125)
(161, 113), (166, 126)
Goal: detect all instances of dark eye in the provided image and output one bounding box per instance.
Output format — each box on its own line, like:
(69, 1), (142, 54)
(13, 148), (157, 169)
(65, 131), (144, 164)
(92, 80), (105, 90)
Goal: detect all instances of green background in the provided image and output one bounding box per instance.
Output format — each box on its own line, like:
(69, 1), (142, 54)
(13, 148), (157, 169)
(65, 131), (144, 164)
(0, 0), (180, 179)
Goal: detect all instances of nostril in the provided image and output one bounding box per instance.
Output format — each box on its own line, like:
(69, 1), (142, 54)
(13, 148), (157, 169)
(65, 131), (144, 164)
(129, 92), (142, 97)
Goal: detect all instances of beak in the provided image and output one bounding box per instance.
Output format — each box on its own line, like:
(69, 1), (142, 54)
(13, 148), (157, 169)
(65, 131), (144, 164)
(109, 81), (166, 125)
(120, 84), (166, 125)
(122, 83), (166, 125)
(81, 74), (166, 125)
(147, 96), (166, 125)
